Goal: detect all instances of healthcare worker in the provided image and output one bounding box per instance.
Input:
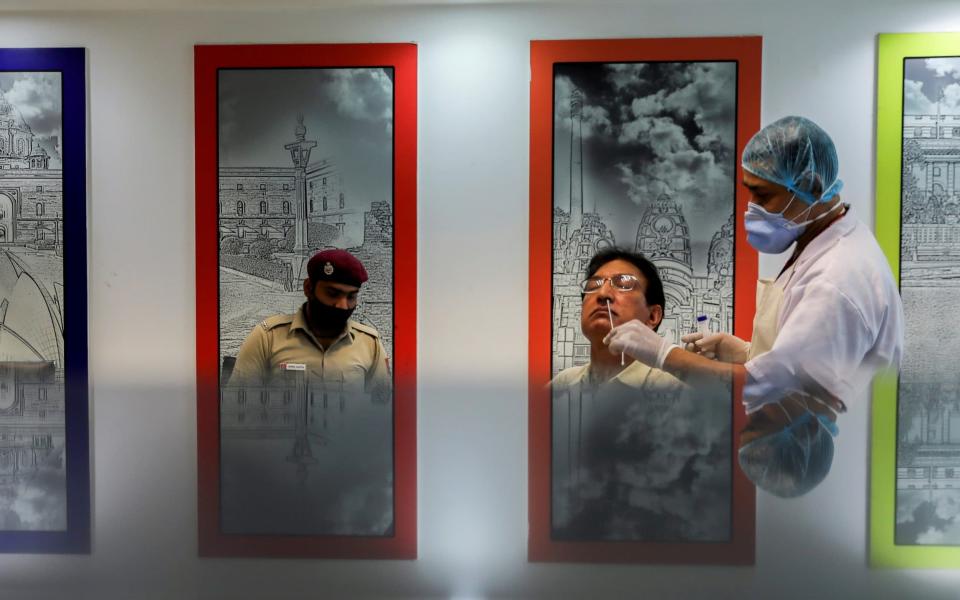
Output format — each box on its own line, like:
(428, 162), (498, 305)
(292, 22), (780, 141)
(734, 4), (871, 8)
(604, 116), (904, 497)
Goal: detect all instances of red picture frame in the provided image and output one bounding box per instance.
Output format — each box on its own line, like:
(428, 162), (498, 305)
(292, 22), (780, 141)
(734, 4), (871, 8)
(195, 43), (417, 558)
(528, 36), (761, 564)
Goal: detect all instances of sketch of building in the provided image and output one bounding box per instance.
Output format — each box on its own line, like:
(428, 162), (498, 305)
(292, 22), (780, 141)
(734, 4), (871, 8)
(0, 73), (67, 532)
(218, 121), (363, 250)
(896, 56), (960, 545)
(0, 252), (64, 367)
(215, 68), (395, 538)
(550, 62), (736, 542)
(0, 94), (52, 171)
(217, 68), (394, 367)
(553, 196), (734, 375)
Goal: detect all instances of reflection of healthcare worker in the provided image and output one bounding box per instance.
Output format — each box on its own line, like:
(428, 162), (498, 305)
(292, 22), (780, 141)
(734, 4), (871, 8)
(604, 116), (904, 497)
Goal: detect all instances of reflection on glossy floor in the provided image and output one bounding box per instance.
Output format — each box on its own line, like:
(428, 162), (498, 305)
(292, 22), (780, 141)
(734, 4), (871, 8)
(551, 382), (731, 542)
(220, 383), (393, 536)
(0, 363), (65, 532)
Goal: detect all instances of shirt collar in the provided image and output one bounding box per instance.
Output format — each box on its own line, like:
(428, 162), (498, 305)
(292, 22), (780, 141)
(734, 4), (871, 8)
(611, 360), (655, 386)
(792, 207), (858, 273)
(580, 359), (654, 387)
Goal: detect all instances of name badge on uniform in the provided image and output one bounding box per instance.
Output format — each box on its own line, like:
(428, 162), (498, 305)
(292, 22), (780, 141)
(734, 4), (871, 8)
(280, 363), (307, 371)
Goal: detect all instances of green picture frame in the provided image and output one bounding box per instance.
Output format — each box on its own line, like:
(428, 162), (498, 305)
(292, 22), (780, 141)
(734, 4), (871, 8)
(871, 32), (960, 569)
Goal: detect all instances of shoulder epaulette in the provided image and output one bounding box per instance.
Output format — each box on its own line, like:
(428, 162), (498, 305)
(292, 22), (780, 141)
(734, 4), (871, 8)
(259, 313), (295, 332)
(349, 320), (381, 339)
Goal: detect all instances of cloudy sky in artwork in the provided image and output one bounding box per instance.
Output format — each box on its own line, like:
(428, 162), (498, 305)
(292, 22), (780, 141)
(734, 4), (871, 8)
(219, 68), (393, 213)
(0, 72), (62, 169)
(553, 62), (736, 274)
(904, 57), (960, 115)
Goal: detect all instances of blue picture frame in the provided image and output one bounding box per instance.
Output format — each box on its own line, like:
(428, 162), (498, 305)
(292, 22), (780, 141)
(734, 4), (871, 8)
(0, 47), (88, 554)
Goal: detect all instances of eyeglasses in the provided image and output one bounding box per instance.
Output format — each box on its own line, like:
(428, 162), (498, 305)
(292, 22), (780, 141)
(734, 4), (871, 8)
(580, 273), (641, 293)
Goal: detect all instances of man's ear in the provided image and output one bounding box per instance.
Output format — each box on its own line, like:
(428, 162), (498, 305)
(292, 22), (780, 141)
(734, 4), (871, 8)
(647, 304), (664, 330)
(303, 278), (312, 297)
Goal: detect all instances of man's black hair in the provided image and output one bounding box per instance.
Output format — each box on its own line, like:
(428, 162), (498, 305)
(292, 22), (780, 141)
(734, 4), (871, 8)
(585, 248), (666, 329)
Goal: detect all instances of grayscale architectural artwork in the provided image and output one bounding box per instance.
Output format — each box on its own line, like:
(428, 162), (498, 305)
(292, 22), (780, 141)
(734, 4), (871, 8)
(550, 62), (735, 541)
(217, 68), (394, 536)
(896, 56), (960, 546)
(217, 68), (394, 363)
(0, 73), (66, 532)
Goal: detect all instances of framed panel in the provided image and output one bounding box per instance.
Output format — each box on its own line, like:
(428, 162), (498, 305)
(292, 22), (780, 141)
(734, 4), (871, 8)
(529, 37), (760, 564)
(872, 32), (960, 568)
(195, 43), (416, 558)
(0, 48), (89, 554)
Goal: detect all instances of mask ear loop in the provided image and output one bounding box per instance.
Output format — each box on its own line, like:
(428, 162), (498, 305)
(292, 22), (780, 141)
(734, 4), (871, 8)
(773, 399), (794, 424)
(805, 392), (846, 415)
(772, 193), (801, 218)
(779, 395), (820, 477)
(780, 395), (824, 441)
(804, 394), (842, 437)
(785, 393), (841, 441)
(790, 196), (844, 228)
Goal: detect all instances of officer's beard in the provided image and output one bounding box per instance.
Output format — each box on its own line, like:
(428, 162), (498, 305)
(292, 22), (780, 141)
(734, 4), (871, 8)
(306, 294), (355, 336)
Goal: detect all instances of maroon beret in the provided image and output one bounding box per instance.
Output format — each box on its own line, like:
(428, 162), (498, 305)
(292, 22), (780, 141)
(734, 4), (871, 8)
(306, 249), (368, 287)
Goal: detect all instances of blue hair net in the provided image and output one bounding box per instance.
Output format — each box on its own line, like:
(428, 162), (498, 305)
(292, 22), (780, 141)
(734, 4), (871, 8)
(738, 411), (838, 498)
(741, 116), (843, 205)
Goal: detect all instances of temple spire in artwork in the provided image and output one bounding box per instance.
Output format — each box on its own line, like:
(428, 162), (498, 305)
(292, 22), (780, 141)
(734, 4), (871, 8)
(569, 88), (584, 233)
(936, 88), (944, 139)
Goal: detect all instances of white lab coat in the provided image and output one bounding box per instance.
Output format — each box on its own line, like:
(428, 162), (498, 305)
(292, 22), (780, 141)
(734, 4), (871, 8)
(742, 214), (904, 413)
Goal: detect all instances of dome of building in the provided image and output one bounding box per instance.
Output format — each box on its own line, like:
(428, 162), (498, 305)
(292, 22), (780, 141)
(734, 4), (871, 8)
(0, 96), (31, 134)
(635, 194), (692, 266)
(0, 96), (36, 163)
(0, 252), (63, 368)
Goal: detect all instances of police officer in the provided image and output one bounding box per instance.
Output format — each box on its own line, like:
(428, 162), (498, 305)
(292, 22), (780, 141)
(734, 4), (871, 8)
(229, 248), (390, 393)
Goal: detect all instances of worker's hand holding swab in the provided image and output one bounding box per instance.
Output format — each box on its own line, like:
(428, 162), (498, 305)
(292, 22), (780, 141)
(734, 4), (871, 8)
(604, 320), (679, 370)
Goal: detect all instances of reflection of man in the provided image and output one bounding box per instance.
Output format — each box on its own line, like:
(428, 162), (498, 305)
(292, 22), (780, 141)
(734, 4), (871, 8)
(605, 116), (904, 497)
(552, 248), (684, 394)
(230, 249), (390, 392)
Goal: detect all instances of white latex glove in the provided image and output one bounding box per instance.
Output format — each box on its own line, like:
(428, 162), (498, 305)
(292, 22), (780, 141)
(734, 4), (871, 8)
(603, 320), (679, 370)
(680, 332), (751, 364)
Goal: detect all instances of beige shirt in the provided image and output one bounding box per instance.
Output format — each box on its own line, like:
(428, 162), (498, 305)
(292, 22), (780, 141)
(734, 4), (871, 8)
(229, 304), (391, 393)
(551, 359), (686, 393)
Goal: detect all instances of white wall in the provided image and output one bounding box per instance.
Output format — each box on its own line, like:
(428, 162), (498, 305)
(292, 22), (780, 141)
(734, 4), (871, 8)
(1, 1), (959, 598)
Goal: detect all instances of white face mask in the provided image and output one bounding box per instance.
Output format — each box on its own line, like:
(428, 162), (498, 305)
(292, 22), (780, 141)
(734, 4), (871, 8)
(744, 195), (843, 254)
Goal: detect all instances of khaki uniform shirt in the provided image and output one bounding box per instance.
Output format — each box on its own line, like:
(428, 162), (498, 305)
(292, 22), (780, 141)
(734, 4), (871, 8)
(230, 304), (391, 393)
